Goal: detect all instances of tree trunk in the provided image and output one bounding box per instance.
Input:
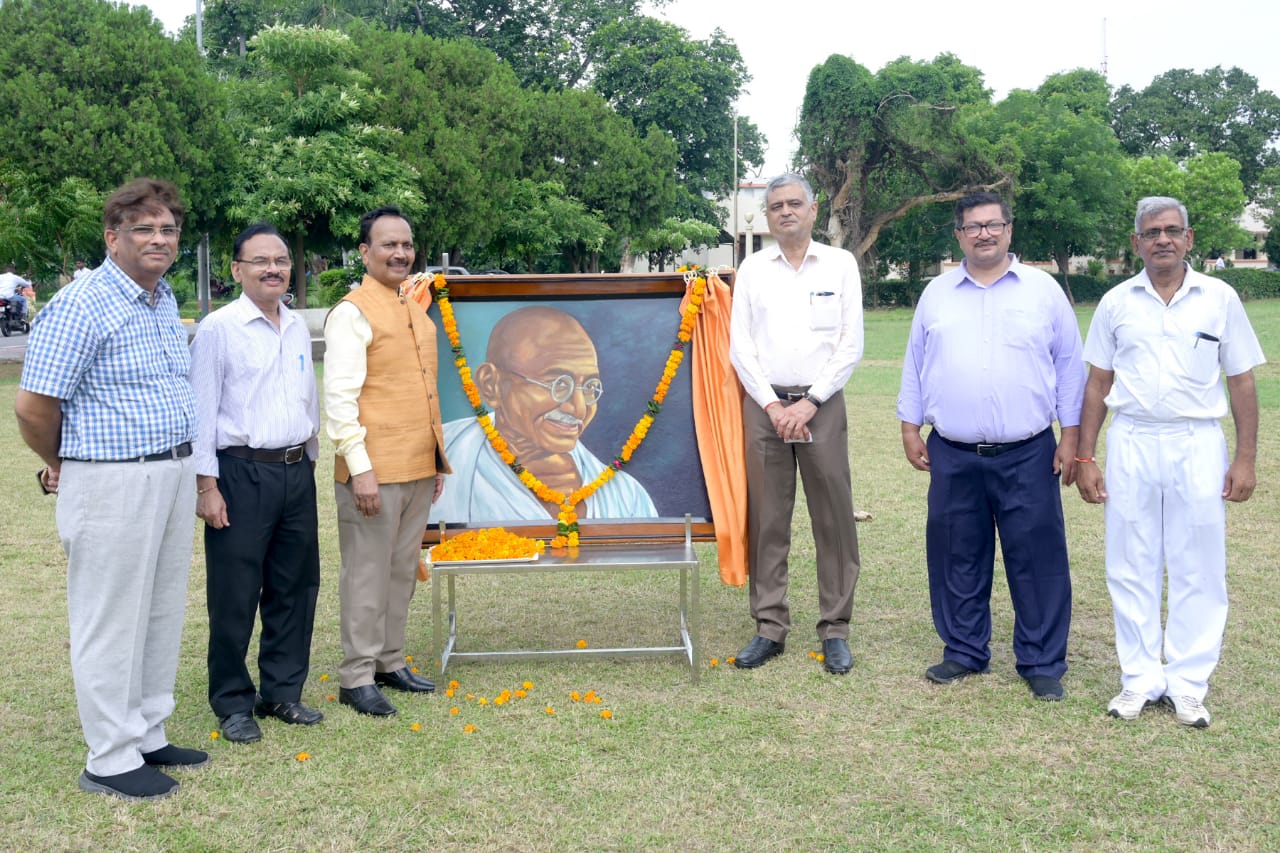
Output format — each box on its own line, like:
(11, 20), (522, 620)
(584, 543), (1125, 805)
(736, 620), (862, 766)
(1053, 248), (1075, 305)
(294, 231), (307, 308)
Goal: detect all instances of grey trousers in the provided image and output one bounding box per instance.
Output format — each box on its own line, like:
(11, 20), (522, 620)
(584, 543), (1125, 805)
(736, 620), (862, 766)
(743, 389), (861, 642)
(335, 477), (435, 688)
(57, 456), (196, 776)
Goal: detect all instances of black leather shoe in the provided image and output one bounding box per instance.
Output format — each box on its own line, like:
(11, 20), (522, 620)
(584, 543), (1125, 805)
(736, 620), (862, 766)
(142, 744), (210, 769)
(339, 685), (398, 716)
(79, 766), (178, 801)
(254, 698), (324, 726)
(822, 638), (853, 674)
(218, 711), (263, 744)
(374, 667), (436, 693)
(733, 635), (784, 669)
(1027, 675), (1064, 702)
(925, 659), (987, 684)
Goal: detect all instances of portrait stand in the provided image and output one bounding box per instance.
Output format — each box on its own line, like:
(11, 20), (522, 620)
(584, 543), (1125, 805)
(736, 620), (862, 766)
(420, 272), (726, 683)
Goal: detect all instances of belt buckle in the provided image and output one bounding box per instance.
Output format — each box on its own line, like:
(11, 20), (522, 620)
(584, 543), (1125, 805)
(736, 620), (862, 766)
(785, 392), (805, 402)
(976, 443), (996, 457)
(284, 445), (305, 464)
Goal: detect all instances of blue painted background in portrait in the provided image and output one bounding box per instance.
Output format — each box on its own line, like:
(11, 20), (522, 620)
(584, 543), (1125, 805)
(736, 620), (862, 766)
(427, 294), (713, 519)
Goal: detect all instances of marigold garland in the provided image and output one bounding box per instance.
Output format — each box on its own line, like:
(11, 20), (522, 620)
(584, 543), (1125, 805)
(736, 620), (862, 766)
(431, 527), (545, 562)
(425, 266), (708, 547)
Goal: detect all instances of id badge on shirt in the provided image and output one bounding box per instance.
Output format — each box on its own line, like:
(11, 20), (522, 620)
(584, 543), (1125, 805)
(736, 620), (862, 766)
(809, 290), (838, 331)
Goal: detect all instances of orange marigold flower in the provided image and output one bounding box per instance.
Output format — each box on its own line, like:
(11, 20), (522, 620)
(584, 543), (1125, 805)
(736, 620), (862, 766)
(514, 689), (527, 699)
(576, 639), (588, 649)
(295, 752), (311, 762)
(450, 707), (460, 716)
(710, 658), (719, 667)
(465, 693), (475, 700)
(449, 680), (460, 690)
(600, 709), (613, 720)
(570, 691), (582, 702)
(410, 722), (422, 731)
(327, 693), (336, 702)
(445, 688), (455, 698)
(210, 731), (219, 740)
(545, 706), (555, 716)
(478, 697), (488, 705)
(816, 653), (825, 662)
(522, 681), (534, 690)
(726, 657), (736, 665)
(319, 673), (330, 682)
(463, 724), (478, 734)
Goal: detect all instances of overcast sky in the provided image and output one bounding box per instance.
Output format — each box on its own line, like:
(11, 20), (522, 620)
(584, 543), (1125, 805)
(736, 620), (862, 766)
(142, 0), (1280, 177)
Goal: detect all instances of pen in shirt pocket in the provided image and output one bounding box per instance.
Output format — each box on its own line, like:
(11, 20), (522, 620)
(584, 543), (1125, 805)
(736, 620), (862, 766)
(1194, 331), (1220, 348)
(810, 291), (835, 303)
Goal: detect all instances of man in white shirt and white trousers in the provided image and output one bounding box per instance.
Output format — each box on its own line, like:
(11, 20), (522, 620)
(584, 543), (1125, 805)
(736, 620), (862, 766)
(1074, 196), (1265, 729)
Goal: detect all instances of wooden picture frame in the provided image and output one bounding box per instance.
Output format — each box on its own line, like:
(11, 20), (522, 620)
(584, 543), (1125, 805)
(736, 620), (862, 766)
(423, 272), (724, 544)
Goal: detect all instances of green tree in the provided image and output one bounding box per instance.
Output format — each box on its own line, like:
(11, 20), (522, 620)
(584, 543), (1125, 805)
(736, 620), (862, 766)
(485, 180), (611, 272)
(349, 26), (528, 268)
(588, 18), (764, 224)
(630, 217), (720, 272)
(980, 81), (1129, 302)
(227, 25), (425, 305)
(523, 87), (677, 270)
(0, 0), (234, 231)
(1, 166), (103, 281)
(796, 53), (1010, 272)
(1122, 153), (1249, 268)
(1112, 66), (1280, 198)
(1263, 211), (1280, 269)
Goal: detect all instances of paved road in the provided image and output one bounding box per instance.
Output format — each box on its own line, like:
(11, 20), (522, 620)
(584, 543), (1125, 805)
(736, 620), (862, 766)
(0, 331), (28, 363)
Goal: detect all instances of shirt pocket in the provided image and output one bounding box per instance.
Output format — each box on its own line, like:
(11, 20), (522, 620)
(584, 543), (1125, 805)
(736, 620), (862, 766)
(809, 290), (839, 331)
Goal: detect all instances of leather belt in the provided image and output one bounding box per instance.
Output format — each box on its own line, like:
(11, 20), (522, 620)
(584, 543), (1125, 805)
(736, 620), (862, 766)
(936, 428), (1050, 458)
(219, 444), (308, 464)
(773, 385), (811, 402)
(64, 442), (193, 463)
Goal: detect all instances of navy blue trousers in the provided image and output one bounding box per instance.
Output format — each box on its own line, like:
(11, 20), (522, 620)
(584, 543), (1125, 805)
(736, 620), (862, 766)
(925, 429), (1071, 679)
(205, 453), (321, 717)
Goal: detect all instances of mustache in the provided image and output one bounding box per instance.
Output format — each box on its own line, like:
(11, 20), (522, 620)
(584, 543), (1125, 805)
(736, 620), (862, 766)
(544, 410), (583, 426)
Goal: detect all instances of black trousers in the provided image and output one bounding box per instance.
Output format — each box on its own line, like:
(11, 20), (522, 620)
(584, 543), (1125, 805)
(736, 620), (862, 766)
(206, 453), (321, 717)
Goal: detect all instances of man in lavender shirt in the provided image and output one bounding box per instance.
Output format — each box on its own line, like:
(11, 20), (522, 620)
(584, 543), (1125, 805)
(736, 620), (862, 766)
(897, 192), (1085, 701)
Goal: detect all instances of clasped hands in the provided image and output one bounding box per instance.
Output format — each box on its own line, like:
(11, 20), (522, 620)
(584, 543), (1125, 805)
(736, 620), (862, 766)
(767, 399), (815, 442)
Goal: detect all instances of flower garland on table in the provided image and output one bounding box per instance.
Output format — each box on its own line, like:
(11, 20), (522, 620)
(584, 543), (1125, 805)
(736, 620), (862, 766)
(429, 267), (708, 548)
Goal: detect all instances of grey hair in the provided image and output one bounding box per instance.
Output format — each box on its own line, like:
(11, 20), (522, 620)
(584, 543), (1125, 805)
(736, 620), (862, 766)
(1134, 196), (1188, 233)
(765, 173), (815, 205)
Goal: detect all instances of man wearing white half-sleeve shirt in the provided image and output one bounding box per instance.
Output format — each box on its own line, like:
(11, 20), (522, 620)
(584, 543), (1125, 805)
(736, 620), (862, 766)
(190, 222), (322, 745)
(1075, 196), (1264, 729)
(728, 172), (864, 675)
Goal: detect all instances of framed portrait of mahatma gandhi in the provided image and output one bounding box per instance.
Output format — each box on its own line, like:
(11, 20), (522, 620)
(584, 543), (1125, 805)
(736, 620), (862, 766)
(424, 274), (714, 531)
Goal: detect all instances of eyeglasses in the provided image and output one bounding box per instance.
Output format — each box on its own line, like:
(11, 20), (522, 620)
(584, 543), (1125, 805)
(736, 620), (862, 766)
(510, 371), (604, 405)
(235, 257), (293, 270)
(117, 225), (181, 239)
(1137, 226), (1187, 242)
(958, 221), (1009, 237)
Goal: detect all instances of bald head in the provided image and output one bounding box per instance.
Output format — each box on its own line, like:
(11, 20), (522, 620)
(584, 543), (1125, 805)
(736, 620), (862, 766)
(486, 306), (596, 368)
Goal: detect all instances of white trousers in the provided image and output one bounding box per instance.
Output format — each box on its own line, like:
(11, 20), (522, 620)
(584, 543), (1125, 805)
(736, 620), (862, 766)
(1103, 415), (1228, 701)
(58, 457), (196, 775)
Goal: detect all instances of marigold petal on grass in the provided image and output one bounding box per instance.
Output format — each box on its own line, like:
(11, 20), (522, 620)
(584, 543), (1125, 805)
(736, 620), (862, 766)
(210, 731), (219, 740)
(463, 724), (478, 734)
(450, 707), (460, 716)
(327, 693), (336, 702)
(448, 680), (460, 690)
(319, 673), (330, 682)
(710, 658), (719, 667)
(295, 752), (311, 762)
(570, 691), (582, 702)
(522, 681), (534, 690)
(545, 706), (555, 716)
(600, 709), (613, 720)
(410, 722), (422, 731)
(576, 639), (589, 649)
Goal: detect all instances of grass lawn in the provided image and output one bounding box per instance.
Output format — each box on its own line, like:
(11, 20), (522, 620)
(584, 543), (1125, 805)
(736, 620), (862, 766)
(1, 301), (1278, 851)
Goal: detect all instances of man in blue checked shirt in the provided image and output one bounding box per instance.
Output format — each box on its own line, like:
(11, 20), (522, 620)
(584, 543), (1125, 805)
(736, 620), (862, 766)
(15, 178), (208, 803)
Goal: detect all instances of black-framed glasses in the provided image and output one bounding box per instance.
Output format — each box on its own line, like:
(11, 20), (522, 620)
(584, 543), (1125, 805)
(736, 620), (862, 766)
(1137, 226), (1187, 242)
(235, 256), (293, 270)
(958, 221), (1009, 236)
(117, 225), (181, 239)
(511, 371), (604, 405)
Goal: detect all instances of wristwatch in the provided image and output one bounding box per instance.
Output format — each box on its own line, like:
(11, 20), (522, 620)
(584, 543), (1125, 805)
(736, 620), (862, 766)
(803, 392), (822, 408)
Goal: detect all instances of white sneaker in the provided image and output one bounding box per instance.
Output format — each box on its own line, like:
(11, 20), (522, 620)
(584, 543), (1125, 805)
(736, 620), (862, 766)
(1107, 690), (1153, 721)
(1162, 694), (1211, 728)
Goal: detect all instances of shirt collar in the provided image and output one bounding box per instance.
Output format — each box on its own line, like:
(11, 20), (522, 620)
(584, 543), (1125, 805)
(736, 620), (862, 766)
(232, 290), (294, 329)
(101, 256), (174, 305)
(954, 254), (1020, 289)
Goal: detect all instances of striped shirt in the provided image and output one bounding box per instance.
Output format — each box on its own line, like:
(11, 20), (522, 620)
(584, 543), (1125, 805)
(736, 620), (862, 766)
(189, 293), (320, 478)
(20, 257), (196, 460)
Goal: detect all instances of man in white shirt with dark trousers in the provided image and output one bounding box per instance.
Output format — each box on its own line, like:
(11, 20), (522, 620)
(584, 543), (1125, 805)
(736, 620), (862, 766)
(190, 222), (323, 744)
